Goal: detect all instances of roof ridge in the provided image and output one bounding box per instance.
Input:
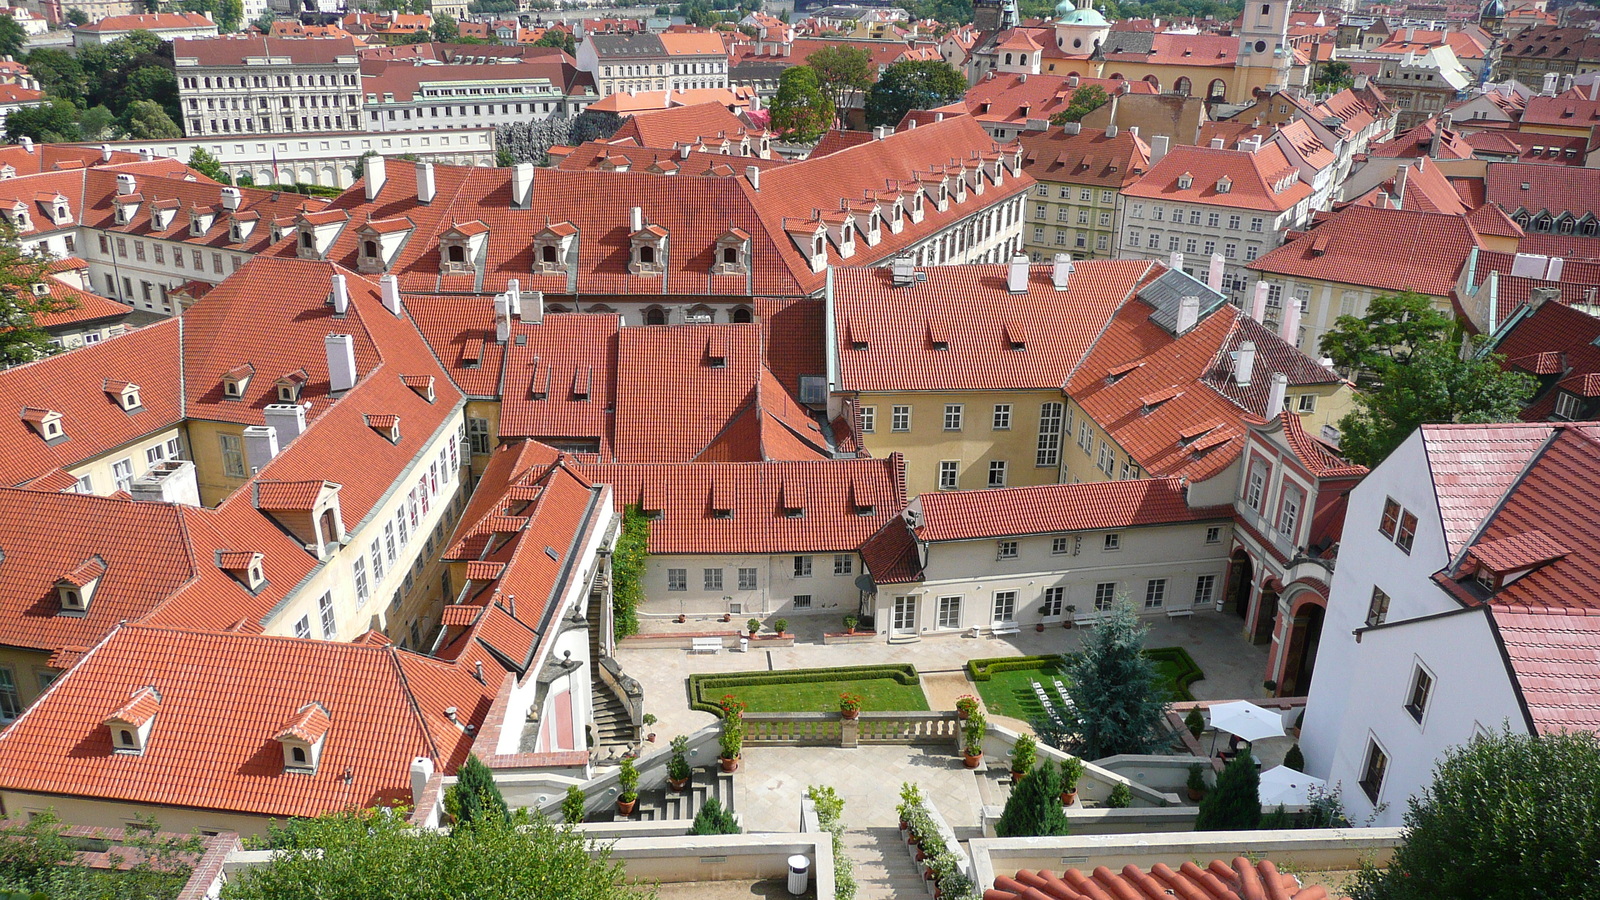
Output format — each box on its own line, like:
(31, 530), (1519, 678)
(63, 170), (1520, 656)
(0, 620), (126, 740)
(385, 643), (445, 766)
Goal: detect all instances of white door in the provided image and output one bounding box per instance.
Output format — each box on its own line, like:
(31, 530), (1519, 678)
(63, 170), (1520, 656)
(892, 596), (916, 636)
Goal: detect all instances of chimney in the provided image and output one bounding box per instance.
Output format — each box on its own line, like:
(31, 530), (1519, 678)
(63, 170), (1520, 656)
(1127, 126), (1138, 138)
(325, 334), (357, 394)
(1007, 254), (1029, 293)
(1251, 280), (1270, 322)
(1210, 137), (1225, 149)
(220, 186), (242, 211)
(100, 143), (112, 162)
(1394, 163), (1409, 201)
(364, 155), (387, 201)
(1062, 122), (1082, 135)
(746, 165), (760, 191)
(1560, 73), (1575, 93)
(494, 293), (511, 343)
(139, 148), (152, 162)
(330, 273), (349, 315)
(507, 278), (522, 319)
(629, 206), (643, 233)
(409, 757), (435, 809)
(380, 274), (402, 316)
(1281, 293), (1301, 344)
(527, 290), (544, 325)
(264, 403), (308, 445)
(1207, 253), (1225, 291)
(1150, 134), (1170, 164)
(1051, 252), (1073, 290)
(1592, 79), (1599, 102)
(1264, 370), (1290, 419)
(417, 162), (436, 203)
(1234, 341), (1257, 385)
(243, 424), (280, 472)
(116, 173), (137, 196)
(1405, 25), (1415, 41)
(1353, 73), (1368, 90)
(1542, 73), (1558, 96)
(1176, 294), (1201, 334)
(1169, 250), (1184, 273)
(18, 136), (31, 153)
(1106, 124), (1118, 138)
(511, 162), (534, 208)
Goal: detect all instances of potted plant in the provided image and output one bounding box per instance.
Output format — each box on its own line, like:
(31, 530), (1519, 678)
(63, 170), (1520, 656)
(1184, 707), (1205, 740)
(838, 691), (863, 719)
(898, 782), (924, 833)
(617, 757), (639, 816)
(643, 713), (657, 742)
(1107, 783), (1132, 808)
(721, 612), (732, 623)
(562, 784), (586, 824)
(747, 618), (761, 638)
(773, 618), (788, 636)
(1186, 763), (1207, 801)
(1063, 605), (1076, 628)
(1010, 733), (1036, 781)
(961, 710), (985, 768)
(955, 695), (979, 720)
(676, 613), (687, 624)
(1262, 679), (1278, 697)
(842, 614), (858, 634)
(1059, 756), (1084, 805)
(667, 735), (692, 791)
(718, 718), (743, 772)
(1036, 605), (1052, 632)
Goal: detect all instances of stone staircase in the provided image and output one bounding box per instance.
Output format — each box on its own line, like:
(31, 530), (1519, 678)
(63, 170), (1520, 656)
(846, 827), (931, 900)
(588, 591), (635, 757)
(626, 765), (737, 824)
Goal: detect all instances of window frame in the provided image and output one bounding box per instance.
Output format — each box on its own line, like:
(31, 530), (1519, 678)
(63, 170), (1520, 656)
(1404, 660), (1434, 725)
(943, 403), (964, 431)
(1093, 582), (1116, 611)
(996, 540), (1018, 560)
(1359, 735), (1389, 803)
(991, 590), (1017, 623)
(1143, 578), (1167, 608)
(666, 568), (687, 591)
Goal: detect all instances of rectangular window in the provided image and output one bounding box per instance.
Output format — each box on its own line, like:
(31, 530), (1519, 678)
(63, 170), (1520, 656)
(1094, 582), (1117, 611)
(738, 567), (757, 590)
(1359, 738), (1389, 803)
(318, 592), (336, 638)
(1246, 460), (1268, 511)
(146, 445), (165, 466)
(396, 510), (408, 547)
(861, 406), (876, 433)
(667, 568), (687, 591)
(1405, 664), (1434, 723)
(1207, 212), (1220, 227)
(294, 616), (311, 639)
(943, 404), (963, 431)
(996, 540), (1018, 560)
(833, 554), (853, 575)
(1298, 394), (1317, 413)
(704, 568), (723, 591)
(1206, 526), (1222, 544)
(891, 405), (910, 432)
(1194, 574), (1217, 606)
(1144, 578), (1167, 608)
(992, 404), (1012, 430)
(1366, 586), (1391, 627)
(1036, 402), (1063, 466)
(1250, 217), (1264, 233)
(1379, 498), (1401, 540)
(353, 556), (369, 603)
(1042, 586), (1064, 617)
(384, 522), (397, 563)
(792, 594), (813, 609)
(217, 433), (246, 477)
(370, 539), (385, 583)
(1396, 511), (1418, 554)
(1278, 485), (1304, 538)
(939, 460), (959, 490)
(1103, 532), (1121, 551)
(793, 556), (812, 578)
(0, 667), (19, 721)
(992, 590), (1016, 623)
(468, 417), (490, 454)
(1052, 536), (1070, 555)
(938, 595), (961, 629)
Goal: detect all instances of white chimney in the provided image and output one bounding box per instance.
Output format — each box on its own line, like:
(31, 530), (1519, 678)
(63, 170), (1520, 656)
(527, 290), (544, 325)
(1169, 250), (1184, 273)
(745, 165), (760, 191)
(511, 162), (535, 208)
(100, 143), (112, 162)
(629, 206), (643, 233)
(364, 155), (387, 201)
(1250, 280), (1270, 322)
(1210, 137), (1225, 149)
(1150, 135), (1169, 164)
(243, 424), (280, 472)
(264, 403), (308, 445)
(1280, 294), (1301, 344)
(1127, 126), (1138, 137)
(1542, 72), (1558, 96)
(1234, 341), (1257, 385)
(380, 274), (402, 316)
(1176, 294), (1200, 334)
(1051, 252), (1073, 290)
(1266, 371), (1289, 417)
(19, 136), (32, 153)
(325, 334), (357, 394)
(116, 173), (137, 196)
(409, 757), (435, 809)
(417, 162), (436, 203)
(1106, 124), (1118, 138)
(331, 273), (349, 315)
(1207, 253), (1225, 291)
(507, 278), (521, 319)
(494, 293), (511, 343)
(1006, 253), (1029, 293)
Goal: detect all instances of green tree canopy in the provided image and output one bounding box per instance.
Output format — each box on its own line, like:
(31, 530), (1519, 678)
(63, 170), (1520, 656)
(1351, 730), (1600, 899)
(533, 28), (575, 54)
(444, 754), (510, 828)
(1312, 59), (1354, 93)
(864, 59), (966, 127)
(995, 760), (1072, 837)
(221, 809), (652, 900)
(1065, 599), (1170, 759)
(0, 811), (201, 899)
(1194, 755), (1261, 831)
(7, 99), (81, 143)
(0, 222), (63, 367)
(1049, 84), (1109, 125)
(216, 0), (245, 32)
(120, 99), (182, 138)
(432, 13), (460, 41)
(65, 7), (90, 25)
(806, 44), (873, 117)
(188, 147), (232, 184)
(1318, 291), (1456, 371)
(25, 48), (87, 107)
(0, 16), (26, 60)
(769, 65), (835, 143)
(79, 104), (116, 140)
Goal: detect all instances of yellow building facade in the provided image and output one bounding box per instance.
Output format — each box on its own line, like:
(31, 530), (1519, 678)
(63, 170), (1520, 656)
(856, 389), (1069, 496)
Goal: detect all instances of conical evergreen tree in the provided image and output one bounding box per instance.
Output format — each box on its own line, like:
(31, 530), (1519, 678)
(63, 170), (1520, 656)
(995, 760), (1071, 837)
(1067, 599), (1170, 759)
(1195, 754), (1261, 831)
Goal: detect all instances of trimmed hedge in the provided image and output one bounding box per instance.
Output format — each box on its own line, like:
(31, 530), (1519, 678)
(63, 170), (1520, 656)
(1142, 646), (1205, 701)
(689, 664), (920, 715)
(965, 647), (1206, 701)
(966, 654), (1063, 682)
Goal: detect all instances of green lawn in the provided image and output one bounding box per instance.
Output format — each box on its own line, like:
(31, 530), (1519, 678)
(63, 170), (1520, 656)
(689, 665), (930, 714)
(972, 649), (1203, 721)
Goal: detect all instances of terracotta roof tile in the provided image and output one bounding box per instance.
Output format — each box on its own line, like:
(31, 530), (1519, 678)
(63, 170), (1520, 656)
(912, 476), (1229, 543)
(1249, 205), (1481, 297)
(1491, 608), (1600, 734)
(1418, 422), (1556, 555)
(1122, 143), (1310, 212)
(1469, 529), (1569, 572)
(987, 858), (1339, 900)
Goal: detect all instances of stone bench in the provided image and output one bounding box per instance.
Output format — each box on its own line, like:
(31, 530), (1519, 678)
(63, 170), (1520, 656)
(690, 637), (723, 653)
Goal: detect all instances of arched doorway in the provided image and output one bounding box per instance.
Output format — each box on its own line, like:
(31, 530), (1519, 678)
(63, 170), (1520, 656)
(1225, 550), (1253, 619)
(1252, 579), (1280, 644)
(1279, 595), (1326, 697)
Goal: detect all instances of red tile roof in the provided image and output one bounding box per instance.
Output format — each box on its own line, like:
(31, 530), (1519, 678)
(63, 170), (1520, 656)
(1102, 32), (1239, 67)
(966, 73), (1157, 130)
(1520, 94), (1600, 128)
(1468, 529), (1569, 572)
(1249, 205), (1483, 297)
(1490, 607), (1600, 735)
(1121, 143), (1310, 212)
(1491, 300), (1600, 422)
(1484, 162), (1600, 217)
(0, 623), (495, 819)
(1368, 117), (1474, 159)
(986, 858), (1341, 900)
(1018, 125), (1152, 190)
(911, 476), (1229, 544)
(77, 11), (214, 31)
(172, 36), (362, 67)
(1417, 422), (1555, 555)
(608, 102), (769, 149)
(1279, 413), (1367, 479)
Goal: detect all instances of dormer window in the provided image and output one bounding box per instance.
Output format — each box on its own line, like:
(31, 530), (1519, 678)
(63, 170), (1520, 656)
(7, 203), (30, 231)
(115, 202), (134, 225)
(52, 201), (70, 224)
(299, 231), (314, 252)
(714, 228), (749, 275)
(1474, 566), (1497, 592)
(274, 702), (330, 775)
(365, 414), (401, 444)
(55, 556), (103, 616)
(275, 370), (307, 403)
(712, 507), (734, 519)
(219, 551), (267, 591)
(438, 221), (488, 275)
(104, 380), (141, 411)
(1177, 173), (1194, 189)
(532, 222), (577, 276)
(222, 363), (254, 399)
(189, 210), (214, 237)
(105, 686), (161, 756)
(21, 407), (65, 443)
(629, 224), (667, 275)
(1217, 176), (1233, 193)
(401, 374), (436, 403)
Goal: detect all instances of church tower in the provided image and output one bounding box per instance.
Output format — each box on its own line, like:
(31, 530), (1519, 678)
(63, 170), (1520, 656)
(1236, 0), (1293, 93)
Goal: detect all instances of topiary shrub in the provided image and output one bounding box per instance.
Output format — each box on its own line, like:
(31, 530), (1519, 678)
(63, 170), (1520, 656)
(1194, 754), (1261, 831)
(1284, 743), (1305, 772)
(995, 760), (1071, 837)
(561, 785), (586, 824)
(688, 797), (741, 835)
(1106, 783), (1133, 808)
(445, 754), (509, 828)
(1185, 707), (1206, 739)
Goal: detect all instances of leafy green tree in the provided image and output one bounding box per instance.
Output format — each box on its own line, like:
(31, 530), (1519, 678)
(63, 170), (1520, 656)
(7, 99), (81, 142)
(688, 797), (742, 834)
(1318, 291), (1455, 372)
(562, 785), (586, 824)
(610, 505), (650, 638)
(65, 7), (90, 25)
(1066, 599), (1170, 759)
(533, 28), (575, 54)
(25, 48), (87, 107)
(769, 65), (834, 142)
(1350, 730), (1600, 900)
(864, 59), (966, 127)
(217, 0), (244, 32)
(569, 109), (622, 144)
(1312, 59), (1353, 93)
(806, 44), (873, 115)
(79, 104), (116, 140)
(1049, 84), (1109, 125)
(188, 147), (232, 184)
(432, 13), (459, 42)
(123, 64), (179, 108)
(1194, 754), (1261, 831)
(995, 760), (1071, 837)
(120, 99), (182, 138)
(0, 810), (200, 899)
(221, 809), (650, 900)
(444, 754), (510, 828)
(0, 16), (26, 60)
(251, 11), (275, 32)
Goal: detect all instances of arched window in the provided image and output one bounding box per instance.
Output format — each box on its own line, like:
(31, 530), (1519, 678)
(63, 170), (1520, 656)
(722, 247), (739, 265)
(645, 307), (666, 326)
(542, 245), (558, 262)
(1175, 77), (1192, 96)
(1144, 75), (1161, 90)
(292, 746), (307, 764)
(1004, 52), (1013, 65)
(1209, 79), (1228, 98)
(119, 729), (134, 745)
(731, 307), (753, 323)
(638, 245), (655, 265)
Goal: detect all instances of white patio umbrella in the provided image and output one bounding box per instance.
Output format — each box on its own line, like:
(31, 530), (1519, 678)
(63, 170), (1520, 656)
(1207, 700), (1287, 743)
(1258, 765), (1326, 807)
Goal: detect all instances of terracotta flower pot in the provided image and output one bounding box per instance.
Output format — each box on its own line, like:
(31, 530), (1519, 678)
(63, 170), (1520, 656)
(618, 798), (637, 816)
(676, 614), (686, 624)
(669, 776), (689, 792)
(915, 848), (926, 862)
(963, 752), (982, 769)
(1011, 769), (1025, 782)
(1036, 623), (1045, 632)
(1187, 787), (1205, 802)
(842, 709), (859, 719)
(719, 756), (739, 772)
(1059, 790), (1078, 806)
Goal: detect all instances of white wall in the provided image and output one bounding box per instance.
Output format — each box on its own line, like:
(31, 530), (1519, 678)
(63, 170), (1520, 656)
(641, 551), (862, 622)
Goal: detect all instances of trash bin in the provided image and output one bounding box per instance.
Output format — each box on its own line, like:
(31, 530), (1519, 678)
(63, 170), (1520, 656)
(787, 854), (809, 895)
(740, 636), (750, 653)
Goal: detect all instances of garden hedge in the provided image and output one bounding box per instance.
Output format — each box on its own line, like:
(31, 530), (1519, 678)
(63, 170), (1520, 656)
(966, 655), (1065, 682)
(964, 647), (1205, 701)
(1141, 646), (1205, 701)
(688, 664), (920, 715)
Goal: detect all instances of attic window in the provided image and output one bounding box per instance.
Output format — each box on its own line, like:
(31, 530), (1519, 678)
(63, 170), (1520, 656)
(784, 506), (804, 518)
(222, 365), (253, 399)
(1473, 567), (1497, 592)
(366, 414), (401, 444)
(22, 407), (65, 443)
(1177, 173), (1194, 189)
(106, 381), (141, 411)
(189, 216), (207, 237)
(231, 222), (245, 242)
(1217, 176), (1232, 193)
(106, 686), (160, 756)
(402, 375), (436, 403)
(855, 503), (875, 516)
(712, 508), (733, 519)
(115, 204), (133, 225)
(275, 702), (330, 775)
(277, 383), (298, 402)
